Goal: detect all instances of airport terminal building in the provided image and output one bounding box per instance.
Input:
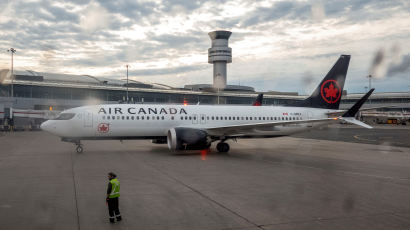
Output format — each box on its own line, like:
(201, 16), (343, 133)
(0, 69), (409, 130)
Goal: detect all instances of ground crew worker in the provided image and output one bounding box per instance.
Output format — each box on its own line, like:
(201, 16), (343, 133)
(106, 172), (122, 223)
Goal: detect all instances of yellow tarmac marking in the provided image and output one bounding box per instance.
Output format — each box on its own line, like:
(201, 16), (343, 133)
(353, 134), (377, 142)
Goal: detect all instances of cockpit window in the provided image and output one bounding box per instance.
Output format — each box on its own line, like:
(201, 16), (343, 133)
(54, 113), (76, 120)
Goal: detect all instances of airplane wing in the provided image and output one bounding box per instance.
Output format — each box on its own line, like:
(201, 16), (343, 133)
(202, 118), (337, 136)
(326, 106), (397, 116)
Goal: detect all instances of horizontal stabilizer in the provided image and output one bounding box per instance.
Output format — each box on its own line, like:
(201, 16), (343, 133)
(339, 117), (373, 129)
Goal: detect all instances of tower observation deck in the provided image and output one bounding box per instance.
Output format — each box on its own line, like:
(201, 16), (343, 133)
(208, 30), (232, 89)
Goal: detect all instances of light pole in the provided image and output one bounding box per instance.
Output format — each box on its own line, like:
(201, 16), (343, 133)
(125, 64), (129, 103)
(7, 48), (16, 97)
(367, 75), (372, 90)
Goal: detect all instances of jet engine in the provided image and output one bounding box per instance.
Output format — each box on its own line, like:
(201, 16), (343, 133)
(167, 128), (211, 151)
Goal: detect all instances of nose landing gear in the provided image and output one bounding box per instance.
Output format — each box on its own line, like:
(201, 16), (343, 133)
(75, 144), (83, 153)
(61, 138), (84, 153)
(216, 142), (230, 153)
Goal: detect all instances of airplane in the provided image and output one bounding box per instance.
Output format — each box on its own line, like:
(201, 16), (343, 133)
(41, 55), (374, 153)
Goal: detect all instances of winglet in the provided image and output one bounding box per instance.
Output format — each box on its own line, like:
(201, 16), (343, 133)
(343, 88), (375, 117)
(339, 88), (375, 129)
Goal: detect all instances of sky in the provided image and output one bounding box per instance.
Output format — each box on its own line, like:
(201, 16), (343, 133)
(0, 0), (410, 95)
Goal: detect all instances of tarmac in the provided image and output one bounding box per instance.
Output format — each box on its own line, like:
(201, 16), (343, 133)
(0, 125), (409, 230)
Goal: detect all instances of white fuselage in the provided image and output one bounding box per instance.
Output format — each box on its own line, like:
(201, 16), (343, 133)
(41, 104), (333, 139)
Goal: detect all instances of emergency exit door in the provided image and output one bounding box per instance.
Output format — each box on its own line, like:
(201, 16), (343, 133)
(84, 111), (93, 127)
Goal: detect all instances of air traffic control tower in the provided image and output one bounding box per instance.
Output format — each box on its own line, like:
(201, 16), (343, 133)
(208, 30), (232, 89)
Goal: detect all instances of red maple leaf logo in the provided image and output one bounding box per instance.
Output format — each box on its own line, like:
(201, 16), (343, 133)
(320, 80), (341, 104)
(324, 83), (338, 99)
(98, 123), (109, 133)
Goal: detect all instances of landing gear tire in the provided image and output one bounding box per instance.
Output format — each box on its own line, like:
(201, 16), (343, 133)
(76, 145), (83, 153)
(216, 142), (230, 153)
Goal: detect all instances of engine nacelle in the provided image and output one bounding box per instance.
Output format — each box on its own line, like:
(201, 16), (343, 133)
(167, 128), (211, 151)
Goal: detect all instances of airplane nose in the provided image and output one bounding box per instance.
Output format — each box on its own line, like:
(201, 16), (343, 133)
(40, 121), (51, 132)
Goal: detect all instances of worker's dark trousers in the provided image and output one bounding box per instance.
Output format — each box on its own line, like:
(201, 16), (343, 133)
(107, 197), (121, 222)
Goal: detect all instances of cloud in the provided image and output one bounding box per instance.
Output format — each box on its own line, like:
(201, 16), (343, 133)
(387, 54), (410, 76)
(79, 1), (111, 33)
(0, 0), (409, 93)
(129, 65), (208, 76)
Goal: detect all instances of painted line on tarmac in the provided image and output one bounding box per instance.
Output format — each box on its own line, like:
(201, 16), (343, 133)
(256, 156), (410, 183)
(70, 152), (81, 230)
(145, 162), (265, 230)
(353, 134), (377, 142)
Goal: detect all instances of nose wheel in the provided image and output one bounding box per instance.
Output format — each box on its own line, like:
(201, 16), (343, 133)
(216, 142), (230, 153)
(75, 144), (83, 153)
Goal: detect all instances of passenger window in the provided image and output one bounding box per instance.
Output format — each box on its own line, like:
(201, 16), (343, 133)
(136, 116), (139, 120)
(131, 116), (134, 120)
(193, 117), (196, 120)
(107, 116), (110, 120)
(157, 116), (160, 120)
(102, 116), (105, 120)
(161, 116), (164, 120)
(181, 116), (183, 120)
(185, 116), (188, 120)
(211, 116), (214, 120)
(263, 117), (265, 120)
(112, 116), (115, 120)
(171, 116), (174, 120)
(246, 117), (248, 120)
(233, 117), (235, 120)
(216, 117), (219, 120)
(189, 117), (192, 120)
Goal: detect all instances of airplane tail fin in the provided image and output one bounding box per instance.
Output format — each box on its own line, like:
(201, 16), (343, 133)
(253, 94), (263, 106)
(293, 55), (350, 110)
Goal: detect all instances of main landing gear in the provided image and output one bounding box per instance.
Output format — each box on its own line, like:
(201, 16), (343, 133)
(216, 142), (230, 153)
